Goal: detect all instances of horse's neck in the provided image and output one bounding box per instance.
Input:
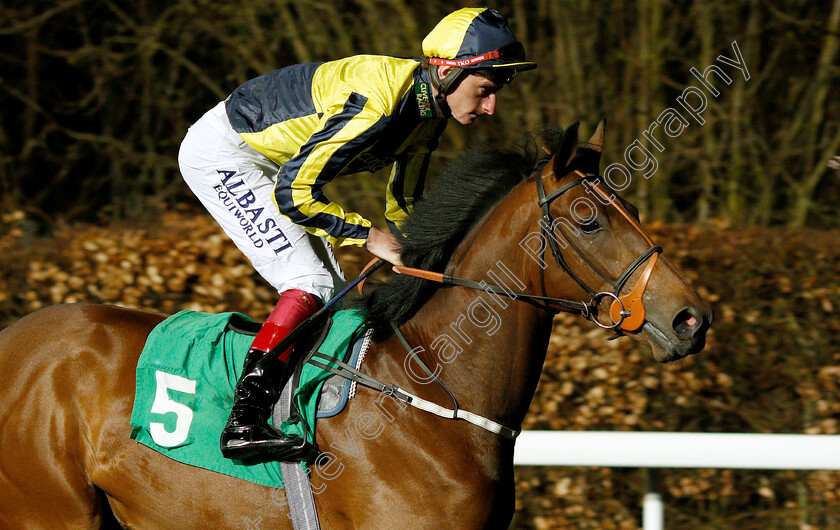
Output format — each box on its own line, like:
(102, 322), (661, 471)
(403, 181), (554, 430)
(410, 296), (552, 430)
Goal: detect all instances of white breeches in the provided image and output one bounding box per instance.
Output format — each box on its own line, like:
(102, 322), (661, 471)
(178, 101), (345, 302)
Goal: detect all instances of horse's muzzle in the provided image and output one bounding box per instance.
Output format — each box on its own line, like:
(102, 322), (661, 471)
(645, 304), (712, 362)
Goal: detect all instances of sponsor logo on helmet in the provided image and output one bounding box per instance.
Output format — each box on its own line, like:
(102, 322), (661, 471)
(428, 51), (501, 68)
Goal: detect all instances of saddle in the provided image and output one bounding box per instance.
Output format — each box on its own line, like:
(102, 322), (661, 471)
(227, 312), (371, 422)
(129, 309), (367, 487)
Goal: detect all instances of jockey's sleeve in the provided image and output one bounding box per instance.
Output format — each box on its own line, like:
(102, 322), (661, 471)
(384, 150), (431, 236)
(383, 120), (447, 236)
(272, 93), (387, 248)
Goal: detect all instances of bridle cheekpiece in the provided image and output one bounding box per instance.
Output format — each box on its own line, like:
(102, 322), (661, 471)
(536, 163), (662, 336)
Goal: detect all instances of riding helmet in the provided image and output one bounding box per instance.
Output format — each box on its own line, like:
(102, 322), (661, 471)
(422, 7), (536, 96)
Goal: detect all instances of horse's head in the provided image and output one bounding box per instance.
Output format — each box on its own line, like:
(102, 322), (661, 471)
(532, 120), (711, 362)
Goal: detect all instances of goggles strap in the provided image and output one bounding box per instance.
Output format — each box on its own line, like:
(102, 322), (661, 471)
(428, 51), (501, 68)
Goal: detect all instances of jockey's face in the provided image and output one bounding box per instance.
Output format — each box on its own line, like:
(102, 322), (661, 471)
(442, 68), (502, 125)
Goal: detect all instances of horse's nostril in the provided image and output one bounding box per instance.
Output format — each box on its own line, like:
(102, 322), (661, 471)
(672, 308), (700, 339)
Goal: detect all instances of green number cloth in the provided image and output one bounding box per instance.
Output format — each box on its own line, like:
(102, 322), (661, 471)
(129, 309), (365, 488)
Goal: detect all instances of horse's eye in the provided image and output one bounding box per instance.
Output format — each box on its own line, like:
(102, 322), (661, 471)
(579, 220), (601, 234)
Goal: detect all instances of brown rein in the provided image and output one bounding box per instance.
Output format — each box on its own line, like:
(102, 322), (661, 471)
(363, 166), (663, 335)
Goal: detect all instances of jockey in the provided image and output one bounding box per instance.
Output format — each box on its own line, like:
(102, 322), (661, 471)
(178, 7), (536, 460)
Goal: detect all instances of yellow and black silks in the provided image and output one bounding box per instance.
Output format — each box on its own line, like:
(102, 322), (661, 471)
(225, 56), (447, 247)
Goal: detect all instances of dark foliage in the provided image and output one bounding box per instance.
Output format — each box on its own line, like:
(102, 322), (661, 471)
(2, 1), (838, 226)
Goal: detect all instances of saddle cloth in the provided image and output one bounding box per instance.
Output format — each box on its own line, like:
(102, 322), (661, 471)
(129, 309), (366, 488)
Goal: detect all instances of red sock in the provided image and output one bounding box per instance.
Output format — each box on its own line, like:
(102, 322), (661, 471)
(250, 290), (320, 362)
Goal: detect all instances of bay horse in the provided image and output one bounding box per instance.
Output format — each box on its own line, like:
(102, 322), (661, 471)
(0, 121), (710, 528)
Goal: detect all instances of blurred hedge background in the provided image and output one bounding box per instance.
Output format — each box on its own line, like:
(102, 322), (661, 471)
(2, 0), (840, 528)
(1, 215), (838, 528)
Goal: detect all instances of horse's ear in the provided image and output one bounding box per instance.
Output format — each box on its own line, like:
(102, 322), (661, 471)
(586, 116), (606, 153)
(552, 121), (579, 175)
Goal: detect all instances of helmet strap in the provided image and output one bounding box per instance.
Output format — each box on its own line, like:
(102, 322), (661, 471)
(430, 64), (466, 94)
(435, 93), (451, 118)
(429, 64), (468, 118)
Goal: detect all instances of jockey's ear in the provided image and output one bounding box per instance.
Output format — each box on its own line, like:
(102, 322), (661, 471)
(552, 121), (579, 176)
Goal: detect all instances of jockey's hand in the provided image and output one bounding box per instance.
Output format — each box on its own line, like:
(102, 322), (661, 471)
(365, 227), (404, 266)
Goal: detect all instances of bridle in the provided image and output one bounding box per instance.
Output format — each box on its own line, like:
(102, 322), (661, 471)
(386, 161), (662, 337)
(334, 157), (665, 441)
(534, 163), (662, 335)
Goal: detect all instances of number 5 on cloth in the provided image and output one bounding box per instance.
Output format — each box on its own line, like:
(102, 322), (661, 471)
(149, 370), (197, 447)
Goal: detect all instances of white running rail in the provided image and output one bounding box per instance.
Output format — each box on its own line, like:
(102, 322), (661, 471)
(514, 431), (840, 529)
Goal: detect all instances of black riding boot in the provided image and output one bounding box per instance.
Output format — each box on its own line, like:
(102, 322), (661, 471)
(219, 349), (308, 460)
(220, 289), (320, 461)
